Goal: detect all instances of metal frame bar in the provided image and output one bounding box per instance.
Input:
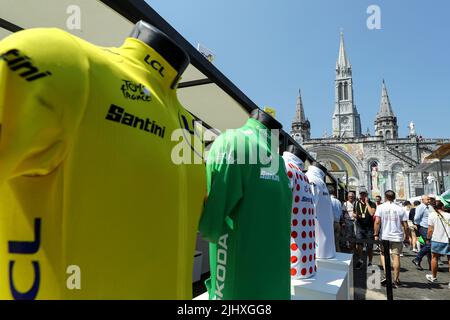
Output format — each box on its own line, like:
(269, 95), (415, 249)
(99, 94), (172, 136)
(178, 78), (213, 89)
(0, 17), (24, 33)
(99, 0), (259, 114)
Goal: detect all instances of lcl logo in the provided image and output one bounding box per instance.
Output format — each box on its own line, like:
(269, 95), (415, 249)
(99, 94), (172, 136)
(144, 54), (165, 78)
(8, 218), (41, 300)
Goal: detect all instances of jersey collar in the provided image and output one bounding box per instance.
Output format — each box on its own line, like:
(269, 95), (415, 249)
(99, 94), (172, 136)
(246, 118), (277, 148)
(246, 118), (269, 131)
(283, 151), (305, 171)
(307, 165), (325, 180)
(119, 38), (180, 93)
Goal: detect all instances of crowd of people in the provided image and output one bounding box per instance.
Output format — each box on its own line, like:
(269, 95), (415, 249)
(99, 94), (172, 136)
(330, 187), (450, 289)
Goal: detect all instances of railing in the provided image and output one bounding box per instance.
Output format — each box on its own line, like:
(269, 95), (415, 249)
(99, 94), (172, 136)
(385, 145), (419, 167)
(304, 136), (384, 144)
(305, 137), (450, 145)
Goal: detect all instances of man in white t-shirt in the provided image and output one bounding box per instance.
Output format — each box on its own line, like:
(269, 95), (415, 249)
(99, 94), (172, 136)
(374, 190), (409, 288)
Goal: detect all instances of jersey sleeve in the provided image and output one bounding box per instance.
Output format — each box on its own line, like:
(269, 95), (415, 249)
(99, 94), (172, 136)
(199, 133), (244, 243)
(283, 159), (294, 190)
(0, 28), (88, 183)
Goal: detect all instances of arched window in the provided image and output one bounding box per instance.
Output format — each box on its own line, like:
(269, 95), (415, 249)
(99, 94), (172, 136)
(385, 130), (392, 139)
(344, 82), (348, 100)
(338, 83), (343, 101)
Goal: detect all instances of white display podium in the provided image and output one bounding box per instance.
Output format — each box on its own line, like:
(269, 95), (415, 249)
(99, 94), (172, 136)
(315, 252), (354, 300)
(192, 251), (203, 283)
(193, 292), (209, 300)
(291, 268), (348, 300)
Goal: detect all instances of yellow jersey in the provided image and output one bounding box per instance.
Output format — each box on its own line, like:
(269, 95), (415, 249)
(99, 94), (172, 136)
(0, 28), (205, 299)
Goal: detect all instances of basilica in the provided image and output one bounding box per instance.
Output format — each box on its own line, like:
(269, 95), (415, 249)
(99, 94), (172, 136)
(291, 32), (449, 200)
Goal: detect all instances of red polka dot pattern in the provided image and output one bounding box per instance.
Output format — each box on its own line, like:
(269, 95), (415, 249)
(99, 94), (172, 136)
(284, 157), (316, 280)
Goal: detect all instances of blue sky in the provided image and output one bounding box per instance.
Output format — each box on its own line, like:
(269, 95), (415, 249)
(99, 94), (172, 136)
(147, 0), (450, 139)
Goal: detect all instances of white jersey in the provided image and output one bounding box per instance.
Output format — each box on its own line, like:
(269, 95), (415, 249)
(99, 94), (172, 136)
(283, 152), (316, 279)
(306, 166), (336, 259)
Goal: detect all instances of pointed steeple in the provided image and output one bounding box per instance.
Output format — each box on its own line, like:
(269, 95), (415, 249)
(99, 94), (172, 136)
(294, 89), (306, 122)
(332, 31), (360, 137)
(337, 31), (350, 69)
(291, 89), (311, 142)
(378, 79), (395, 117)
(375, 79), (398, 139)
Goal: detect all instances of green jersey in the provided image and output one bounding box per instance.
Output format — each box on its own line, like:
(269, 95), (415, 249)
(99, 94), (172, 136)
(199, 118), (292, 300)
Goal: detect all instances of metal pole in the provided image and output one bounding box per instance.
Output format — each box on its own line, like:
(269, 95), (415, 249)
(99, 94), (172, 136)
(439, 159), (445, 194)
(383, 240), (394, 301)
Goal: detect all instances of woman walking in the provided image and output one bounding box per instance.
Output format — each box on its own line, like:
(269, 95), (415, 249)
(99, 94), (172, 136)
(425, 196), (450, 285)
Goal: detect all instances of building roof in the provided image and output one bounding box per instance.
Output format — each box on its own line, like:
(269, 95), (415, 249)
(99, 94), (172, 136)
(425, 143), (450, 161)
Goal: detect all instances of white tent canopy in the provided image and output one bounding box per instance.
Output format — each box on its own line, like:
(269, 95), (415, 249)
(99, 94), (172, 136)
(0, 0), (249, 133)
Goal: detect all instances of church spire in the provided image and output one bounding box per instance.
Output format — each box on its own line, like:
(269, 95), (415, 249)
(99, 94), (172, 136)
(294, 89), (306, 123)
(332, 31), (361, 138)
(375, 79), (398, 139)
(291, 89), (311, 143)
(377, 79), (395, 117)
(337, 31), (351, 70)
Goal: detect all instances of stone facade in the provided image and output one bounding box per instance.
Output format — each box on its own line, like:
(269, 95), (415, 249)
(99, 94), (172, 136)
(292, 33), (449, 200)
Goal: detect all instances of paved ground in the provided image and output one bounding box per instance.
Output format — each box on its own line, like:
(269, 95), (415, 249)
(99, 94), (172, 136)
(352, 244), (450, 300)
(192, 246), (450, 300)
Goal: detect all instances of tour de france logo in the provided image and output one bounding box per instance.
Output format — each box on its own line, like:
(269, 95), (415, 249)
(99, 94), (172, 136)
(120, 79), (152, 102)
